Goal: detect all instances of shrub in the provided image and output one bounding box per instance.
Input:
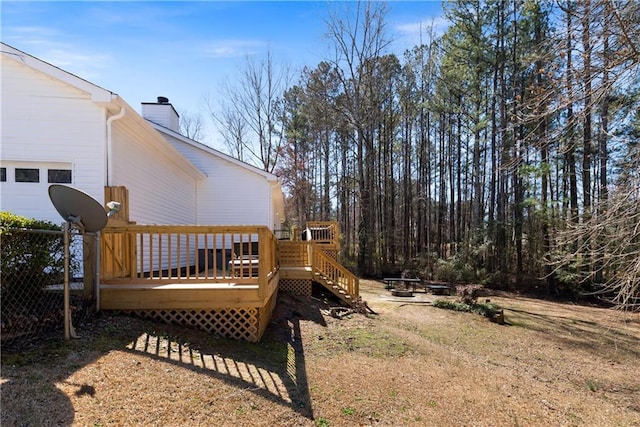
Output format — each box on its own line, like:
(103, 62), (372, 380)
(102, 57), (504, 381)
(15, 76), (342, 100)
(457, 284), (483, 305)
(472, 301), (502, 319)
(434, 258), (457, 284)
(433, 253), (487, 285)
(432, 299), (473, 312)
(433, 298), (502, 321)
(433, 283), (502, 322)
(0, 212), (65, 300)
(403, 252), (439, 280)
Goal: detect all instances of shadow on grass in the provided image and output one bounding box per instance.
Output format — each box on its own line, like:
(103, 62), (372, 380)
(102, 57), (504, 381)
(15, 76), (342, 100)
(505, 306), (640, 358)
(0, 292), (326, 425)
(122, 295), (317, 419)
(0, 320), (127, 427)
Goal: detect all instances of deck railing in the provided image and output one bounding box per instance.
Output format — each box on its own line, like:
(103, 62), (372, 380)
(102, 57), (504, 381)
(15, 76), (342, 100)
(291, 221), (340, 249)
(100, 225), (278, 293)
(306, 221), (339, 247)
(312, 245), (358, 299)
(279, 241), (310, 267)
(100, 222), (358, 306)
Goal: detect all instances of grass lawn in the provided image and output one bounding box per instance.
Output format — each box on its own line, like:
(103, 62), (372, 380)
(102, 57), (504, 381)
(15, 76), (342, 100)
(2, 279), (639, 426)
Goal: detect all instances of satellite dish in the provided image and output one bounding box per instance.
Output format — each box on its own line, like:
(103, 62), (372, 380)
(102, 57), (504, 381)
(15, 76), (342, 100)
(48, 184), (108, 233)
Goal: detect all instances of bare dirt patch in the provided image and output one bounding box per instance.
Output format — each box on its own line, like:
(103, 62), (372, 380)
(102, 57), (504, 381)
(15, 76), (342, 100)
(2, 279), (639, 426)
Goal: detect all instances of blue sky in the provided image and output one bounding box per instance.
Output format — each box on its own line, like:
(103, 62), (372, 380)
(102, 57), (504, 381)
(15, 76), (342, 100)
(2, 1), (445, 149)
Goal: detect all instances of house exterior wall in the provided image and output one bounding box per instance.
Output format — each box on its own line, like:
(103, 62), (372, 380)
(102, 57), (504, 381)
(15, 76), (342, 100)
(1, 44), (281, 232)
(109, 122), (198, 225)
(162, 134), (274, 227)
(269, 183), (285, 232)
(0, 54), (106, 224)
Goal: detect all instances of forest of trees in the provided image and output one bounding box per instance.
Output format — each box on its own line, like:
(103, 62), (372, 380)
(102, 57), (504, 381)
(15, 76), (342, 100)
(195, 1), (639, 308)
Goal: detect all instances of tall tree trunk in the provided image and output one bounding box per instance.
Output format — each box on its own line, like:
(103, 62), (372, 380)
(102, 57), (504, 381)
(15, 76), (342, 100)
(595, 2), (610, 284)
(512, 0), (523, 286)
(582, 0), (593, 217)
(565, 2), (579, 228)
(496, 0), (509, 278)
(581, 0), (594, 286)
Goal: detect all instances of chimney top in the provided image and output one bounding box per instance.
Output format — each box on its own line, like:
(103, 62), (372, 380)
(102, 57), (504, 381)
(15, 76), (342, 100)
(142, 97), (179, 132)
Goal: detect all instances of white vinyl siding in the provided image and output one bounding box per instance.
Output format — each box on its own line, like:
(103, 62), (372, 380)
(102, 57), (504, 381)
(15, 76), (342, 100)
(196, 159), (270, 225)
(0, 161), (75, 223)
(110, 122), (197, 225)
(2, 45), (278, 234)
(163, 135), (272, 226)
(1, 56), (105, 223)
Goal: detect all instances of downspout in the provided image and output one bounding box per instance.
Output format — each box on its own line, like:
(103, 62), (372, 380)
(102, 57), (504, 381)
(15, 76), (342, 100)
(268, 182), (273, 229)
(106, 106), (126, 186)
(99, 106), (125, 311)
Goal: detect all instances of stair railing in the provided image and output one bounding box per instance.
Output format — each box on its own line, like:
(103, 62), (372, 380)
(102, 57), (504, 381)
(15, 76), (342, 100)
(311, 244), (359, 301)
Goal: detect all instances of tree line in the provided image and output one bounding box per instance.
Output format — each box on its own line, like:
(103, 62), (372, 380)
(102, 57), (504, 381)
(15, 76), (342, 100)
(194, 1), (639, 307)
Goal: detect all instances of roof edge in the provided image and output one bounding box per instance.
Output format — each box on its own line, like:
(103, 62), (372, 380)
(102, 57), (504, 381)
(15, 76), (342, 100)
(1, 42), (114, 103)
(149, 121), (280, 182)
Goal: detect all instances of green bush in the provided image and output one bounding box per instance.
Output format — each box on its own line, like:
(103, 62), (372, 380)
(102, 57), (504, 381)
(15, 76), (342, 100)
(472, 301), (501, 318)
(0, 212), (65, 300)
(432, 299), (473, 312)
(434, 256), (484, 285)
(0, 211), (62, 233)
(433, 298), (501, 320)
(434, 258), (457, 283)
(403, 252), (439, 280)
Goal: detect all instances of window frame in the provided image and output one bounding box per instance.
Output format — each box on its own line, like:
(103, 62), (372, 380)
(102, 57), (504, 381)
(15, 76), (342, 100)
(47, 168), (72, 184)
(15, 168), (40, 183)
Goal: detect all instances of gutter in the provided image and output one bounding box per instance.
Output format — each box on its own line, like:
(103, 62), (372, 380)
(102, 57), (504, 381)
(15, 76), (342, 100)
(106, 106), (126, 186)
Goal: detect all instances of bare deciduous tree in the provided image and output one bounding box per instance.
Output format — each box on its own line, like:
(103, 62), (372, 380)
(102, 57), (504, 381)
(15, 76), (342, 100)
(178, 109), (205, 141)
(204, 92), (248, 161)
(325, 0), (392, 274)
(207, 51), (291, 173)
(554, 146), (640, 310)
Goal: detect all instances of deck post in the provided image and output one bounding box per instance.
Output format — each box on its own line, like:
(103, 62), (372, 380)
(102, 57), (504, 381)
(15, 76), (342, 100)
(258, 227), (268, 299)
(307, 242), (314, 275)
(83, 233), (96, 299)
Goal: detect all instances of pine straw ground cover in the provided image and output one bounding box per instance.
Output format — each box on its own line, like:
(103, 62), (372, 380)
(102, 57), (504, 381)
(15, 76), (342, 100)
(1, 279), (639, 427)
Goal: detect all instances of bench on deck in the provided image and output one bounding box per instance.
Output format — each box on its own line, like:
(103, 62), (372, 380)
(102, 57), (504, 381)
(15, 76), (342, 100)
(228, 256), (259, 277)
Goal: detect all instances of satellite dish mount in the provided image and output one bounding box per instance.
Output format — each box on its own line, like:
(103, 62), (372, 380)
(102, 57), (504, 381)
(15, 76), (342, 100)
(48, 185), (111, 340)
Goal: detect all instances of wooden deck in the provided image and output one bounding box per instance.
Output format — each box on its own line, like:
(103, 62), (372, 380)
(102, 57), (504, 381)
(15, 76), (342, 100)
(99, 221), (357, 340)
(280, 266), (313, 280)
(100, 225), (278, 303)
(100, 283), (259, 310)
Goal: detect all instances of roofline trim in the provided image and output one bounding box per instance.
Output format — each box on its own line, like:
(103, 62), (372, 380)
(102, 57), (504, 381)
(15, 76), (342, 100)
(148, 121), (280, 182)
(1, 42), (114, 103)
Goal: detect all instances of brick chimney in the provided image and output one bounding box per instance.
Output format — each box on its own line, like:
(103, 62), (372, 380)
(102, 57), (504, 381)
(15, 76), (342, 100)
(141, 96), (179, 132)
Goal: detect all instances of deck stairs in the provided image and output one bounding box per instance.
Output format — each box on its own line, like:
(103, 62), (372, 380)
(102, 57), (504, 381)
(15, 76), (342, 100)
(311, 246), (359, 306)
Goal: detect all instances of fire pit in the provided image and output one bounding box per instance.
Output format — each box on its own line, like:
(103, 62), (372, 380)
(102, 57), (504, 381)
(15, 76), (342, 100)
(390, 289), (414, 297)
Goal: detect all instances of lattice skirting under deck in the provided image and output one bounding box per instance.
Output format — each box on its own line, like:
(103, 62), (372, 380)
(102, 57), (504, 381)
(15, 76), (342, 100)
(321, 249), (338, 260)
(279, 278), (312, 296)
(123, 293), (278, 342)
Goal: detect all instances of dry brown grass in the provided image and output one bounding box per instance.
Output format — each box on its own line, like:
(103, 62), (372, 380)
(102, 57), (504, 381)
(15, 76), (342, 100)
(2, 279), (639, 426)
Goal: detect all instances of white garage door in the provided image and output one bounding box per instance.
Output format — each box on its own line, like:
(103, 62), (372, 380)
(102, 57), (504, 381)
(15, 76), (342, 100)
(0, 160), (74, 224)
